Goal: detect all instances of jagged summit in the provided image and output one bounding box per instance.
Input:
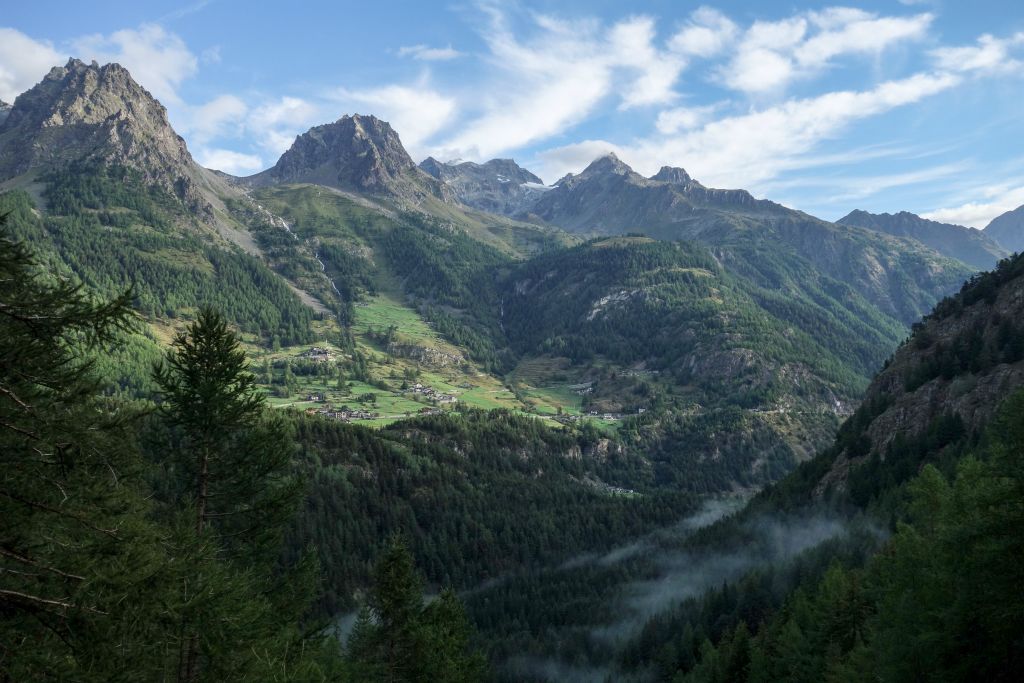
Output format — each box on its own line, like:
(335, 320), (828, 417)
(838, 208), (1006, 270)
(0, 58), (211, 217)
(524, 152), (767, 235)
(651, 166), (695, 185)
(247, 113), (451, 203)
(417, 155), (544, 214)
(579, 152), (635, 178)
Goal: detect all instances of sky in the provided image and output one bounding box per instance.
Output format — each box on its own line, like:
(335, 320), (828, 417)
(2, 0), (1023, 226)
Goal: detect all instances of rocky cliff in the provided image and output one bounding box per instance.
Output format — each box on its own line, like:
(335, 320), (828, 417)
(245, 114), (452, 204)
(0, 59), (212, 219)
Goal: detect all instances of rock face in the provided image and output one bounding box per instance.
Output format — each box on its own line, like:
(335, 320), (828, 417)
(813, 253), (1024, 495)
(418, 156), (547, 215)
(246, 114), (452, 203)
(520, 153), (972, 325)
(0, 100), (11, 126)
(837, 209), (1006, 270)
(0, 59), (211, 218)
(984, 204), (1024, 254)
(386, 342), (463, 368)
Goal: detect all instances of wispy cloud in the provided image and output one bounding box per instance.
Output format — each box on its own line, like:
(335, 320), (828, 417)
(181, 94), (247, 144)
(923, 183), (1024, 228)
(760, 162), (968, 203)
(195, 147), (263, 175)
(433, 7), (686, 160)
(328, 82), (457, 157)
(930, 32), (1024, 75)
(718, 8), (933, 95)
(536, 71), (961, 185)
(246, 96), (322, 156)
(397, 44), (463, 61)
(668, 7), (738, 58)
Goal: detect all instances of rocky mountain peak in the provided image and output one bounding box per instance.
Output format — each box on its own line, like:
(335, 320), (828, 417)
(248, 113), (450, 202)
(580, 152), (635, 178)
(0, 58), (210, 218)
(651, 166), (694, 184)
(419, 155), (446, 177)
(417, 156), (545, 215)
(479, 158), (543, 184)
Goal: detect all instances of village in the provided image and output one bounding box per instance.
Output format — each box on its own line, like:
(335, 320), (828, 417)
(402, 382), (457, 404)
(298, 346), (336, 362)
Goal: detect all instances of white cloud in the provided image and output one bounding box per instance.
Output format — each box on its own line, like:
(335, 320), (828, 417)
(796, 10), (933, 66)
(668, 7), (738, 58)
(923, 184), (1024, 228)
(719, 9), (932, 95)
(397, 44), (463, 61)
(0, 28), (65, 102)
(247, 96), (322, 155)
(72, 24), (198, 105)
(182, 94), (247, 144)
(536, 140), (628, 182)
(609, 16), (685, 109)
(196, 147), (264, 175)
(931, 32), (1024, 75)
(436, 8), (687, 160)
(655, 105), (717, 134)
(537, 72), (960, 187)
(330, 83), (456, 156)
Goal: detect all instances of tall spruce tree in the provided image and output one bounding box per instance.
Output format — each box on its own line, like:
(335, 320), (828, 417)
(346, 537), (488, 682)
(0, 220), (167, 679)
(152, 307), (326, 681)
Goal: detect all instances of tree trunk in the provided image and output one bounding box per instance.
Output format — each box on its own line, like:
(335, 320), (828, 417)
(179, 444), (209, 682)
(195, 444), (209, 534)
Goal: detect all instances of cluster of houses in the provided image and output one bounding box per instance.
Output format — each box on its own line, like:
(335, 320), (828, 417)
(307, 406), (379, 422)
(622, 369), (660, 377)
(403, 383), (457, 404)
(298, 347), (335, 363)
(554, 409), (642, 425)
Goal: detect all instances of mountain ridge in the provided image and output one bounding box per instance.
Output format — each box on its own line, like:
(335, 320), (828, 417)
(518, 153), (972, 325)
(837, 208), (1006, 270)
(984, 203), (1024, 254)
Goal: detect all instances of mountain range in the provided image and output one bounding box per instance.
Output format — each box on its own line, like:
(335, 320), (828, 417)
(0, 58), (992, 483)
(5, 57), (1024, 681)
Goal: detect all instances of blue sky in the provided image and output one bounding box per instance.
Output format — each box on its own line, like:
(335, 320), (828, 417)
(2, 0), (1023, 226)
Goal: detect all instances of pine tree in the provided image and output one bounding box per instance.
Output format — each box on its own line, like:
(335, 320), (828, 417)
(346, 538), (488, 682)
(0, 220), (166, 679)
(421, 589), (489, 683)
(152, 307), (316, 681)
(370, 538), (426, 682)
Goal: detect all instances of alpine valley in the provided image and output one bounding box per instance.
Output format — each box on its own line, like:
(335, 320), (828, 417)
(3, 58), (1024, 682)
